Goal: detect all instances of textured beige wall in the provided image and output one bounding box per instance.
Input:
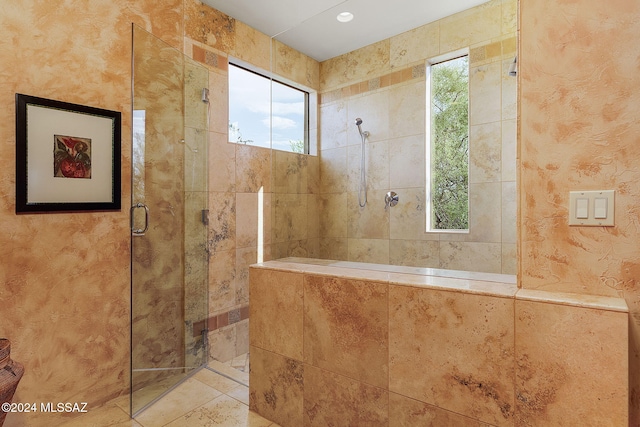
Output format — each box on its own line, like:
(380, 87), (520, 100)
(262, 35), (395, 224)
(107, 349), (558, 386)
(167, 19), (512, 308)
(0, 1), (183, 426)
(519, 0), (640, 293)
(519, 0), (640, 421)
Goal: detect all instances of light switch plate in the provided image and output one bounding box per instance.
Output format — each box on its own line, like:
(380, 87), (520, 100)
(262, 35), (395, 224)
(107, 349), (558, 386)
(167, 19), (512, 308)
(569, 190), (615, 226)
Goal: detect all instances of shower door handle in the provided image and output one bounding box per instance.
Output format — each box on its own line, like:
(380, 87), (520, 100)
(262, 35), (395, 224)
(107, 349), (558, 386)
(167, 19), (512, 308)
(130, 203), (150, 236)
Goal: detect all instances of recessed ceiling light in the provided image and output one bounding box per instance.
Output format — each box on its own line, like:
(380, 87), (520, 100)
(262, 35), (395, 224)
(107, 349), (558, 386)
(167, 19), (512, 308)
(337, 12), (354, 23)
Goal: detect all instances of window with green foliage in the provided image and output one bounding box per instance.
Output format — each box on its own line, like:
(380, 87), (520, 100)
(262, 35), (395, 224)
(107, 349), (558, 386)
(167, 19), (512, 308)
(228, 63), (308, 154)
(427, 55), (469, 231)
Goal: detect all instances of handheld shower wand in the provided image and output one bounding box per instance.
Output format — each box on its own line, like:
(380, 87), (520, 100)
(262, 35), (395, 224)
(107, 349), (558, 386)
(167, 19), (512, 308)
(355, 118), (369, 138)
(355, 118), (368, 207)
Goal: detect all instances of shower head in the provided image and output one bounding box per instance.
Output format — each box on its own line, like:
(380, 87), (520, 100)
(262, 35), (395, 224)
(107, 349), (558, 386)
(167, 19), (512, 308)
(354, 117), (369, 137)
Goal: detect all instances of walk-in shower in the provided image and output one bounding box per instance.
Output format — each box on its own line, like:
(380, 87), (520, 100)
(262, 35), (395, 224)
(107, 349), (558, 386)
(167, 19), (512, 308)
(355, 117), (369, 207)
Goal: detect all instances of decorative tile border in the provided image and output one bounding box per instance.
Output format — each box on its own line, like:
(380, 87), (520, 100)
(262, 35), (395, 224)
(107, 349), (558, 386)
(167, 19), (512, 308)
(319, 36), (516, 105)
(469, 36), (516, 66)
(192, 44), (228, 71)
(319, 63), (425, 105)
(192, 305), (249, 337)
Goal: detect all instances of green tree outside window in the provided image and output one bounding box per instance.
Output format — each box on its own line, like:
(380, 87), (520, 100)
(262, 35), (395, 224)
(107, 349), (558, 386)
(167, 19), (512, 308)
(430, 56), (469, 230)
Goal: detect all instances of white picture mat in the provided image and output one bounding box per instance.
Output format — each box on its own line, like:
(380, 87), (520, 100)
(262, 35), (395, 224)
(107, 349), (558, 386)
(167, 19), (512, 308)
(26, 104), (114, 204)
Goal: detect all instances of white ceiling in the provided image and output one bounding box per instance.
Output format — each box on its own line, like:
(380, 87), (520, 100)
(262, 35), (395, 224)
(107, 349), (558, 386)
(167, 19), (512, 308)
(201, 0), (491, 62)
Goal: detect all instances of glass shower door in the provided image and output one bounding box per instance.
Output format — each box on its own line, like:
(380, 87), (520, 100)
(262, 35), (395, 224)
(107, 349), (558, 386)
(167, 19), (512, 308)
(131, 25), (209, 416)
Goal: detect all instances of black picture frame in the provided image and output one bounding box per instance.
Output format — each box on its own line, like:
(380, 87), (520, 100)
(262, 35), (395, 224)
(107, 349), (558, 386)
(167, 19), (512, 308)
(15, 93), (121, 213)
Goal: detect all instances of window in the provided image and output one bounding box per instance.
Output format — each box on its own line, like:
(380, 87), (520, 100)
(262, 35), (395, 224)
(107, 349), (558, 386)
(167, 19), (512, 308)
(228, 63), (308, 153)
(427, 54), (469, 231)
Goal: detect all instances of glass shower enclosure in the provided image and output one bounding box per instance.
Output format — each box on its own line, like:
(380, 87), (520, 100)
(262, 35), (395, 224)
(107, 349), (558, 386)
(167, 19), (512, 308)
(130, 25), (209, 416)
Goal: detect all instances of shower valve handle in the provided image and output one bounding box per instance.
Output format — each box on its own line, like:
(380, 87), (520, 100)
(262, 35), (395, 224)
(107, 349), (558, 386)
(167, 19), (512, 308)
(385, 192), (399, 210)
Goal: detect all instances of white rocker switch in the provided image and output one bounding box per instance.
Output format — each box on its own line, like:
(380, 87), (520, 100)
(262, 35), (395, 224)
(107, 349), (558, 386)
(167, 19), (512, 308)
(569, 190), (615, 226)
(576, 198), (589, 219)
(594, 197), (608, 219)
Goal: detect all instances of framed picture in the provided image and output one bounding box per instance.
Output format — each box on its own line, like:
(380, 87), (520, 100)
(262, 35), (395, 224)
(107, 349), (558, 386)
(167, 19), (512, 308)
(15, 93), (121, 213)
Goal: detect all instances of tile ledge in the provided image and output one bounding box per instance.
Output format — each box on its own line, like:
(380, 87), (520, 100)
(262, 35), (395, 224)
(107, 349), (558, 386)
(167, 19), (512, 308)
(257, 257), (516, 283)
(251, 259), (629, 313)
(251, 258), (518, 298)
(251, 259), (392, 282)
(515, 288), (628, 313)
(388, 273), (518, 298)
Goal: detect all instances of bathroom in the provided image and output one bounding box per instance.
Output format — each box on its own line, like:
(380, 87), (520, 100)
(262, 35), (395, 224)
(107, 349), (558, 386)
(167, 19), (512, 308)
(1, 0), (639, 426)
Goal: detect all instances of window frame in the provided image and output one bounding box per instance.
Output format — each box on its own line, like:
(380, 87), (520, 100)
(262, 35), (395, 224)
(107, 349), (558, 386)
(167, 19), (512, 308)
(425, 48), (470, 233)
(228, 61), (310, 154)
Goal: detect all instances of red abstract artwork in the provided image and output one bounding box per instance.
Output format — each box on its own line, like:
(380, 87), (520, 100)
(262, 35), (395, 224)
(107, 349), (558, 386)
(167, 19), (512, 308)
(54, 135), (92, 179)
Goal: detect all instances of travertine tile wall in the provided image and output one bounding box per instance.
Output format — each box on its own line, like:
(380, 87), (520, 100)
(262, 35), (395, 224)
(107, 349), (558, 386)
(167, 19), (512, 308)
(182, 56), (210, 369)
(184, 1), (320, 365)
(271, 150), (321, 260)
(249, 261), (629, 426)
(318, 0), (517, 274)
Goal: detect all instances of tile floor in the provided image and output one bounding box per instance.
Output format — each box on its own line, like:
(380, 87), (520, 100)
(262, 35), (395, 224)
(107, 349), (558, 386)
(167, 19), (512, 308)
(221, 352), (250, 375)
(59, 357), (279, 427)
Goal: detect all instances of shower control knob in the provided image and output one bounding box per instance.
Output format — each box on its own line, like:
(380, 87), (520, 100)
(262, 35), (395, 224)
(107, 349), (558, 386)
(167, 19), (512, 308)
(385, 191), (399, 209)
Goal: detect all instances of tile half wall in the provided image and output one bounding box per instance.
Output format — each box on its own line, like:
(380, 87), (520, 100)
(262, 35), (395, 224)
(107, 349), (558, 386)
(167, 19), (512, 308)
(248, 258), (629, 426)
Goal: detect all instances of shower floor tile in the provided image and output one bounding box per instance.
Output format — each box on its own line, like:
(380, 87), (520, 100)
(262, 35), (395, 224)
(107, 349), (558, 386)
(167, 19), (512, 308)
(59, 367), (278, 427)
(208, 355), (250, 385)
(228, 352), (250, 373)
